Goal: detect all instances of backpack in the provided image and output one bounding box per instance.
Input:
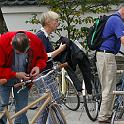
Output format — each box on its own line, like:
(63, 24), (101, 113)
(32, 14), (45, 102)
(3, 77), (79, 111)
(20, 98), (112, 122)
(86, 14), (119, 50)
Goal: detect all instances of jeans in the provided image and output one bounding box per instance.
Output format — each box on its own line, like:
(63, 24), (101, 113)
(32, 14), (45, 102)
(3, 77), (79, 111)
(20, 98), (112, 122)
(65, 66), (83, 92)
(0, 84), (29, 124)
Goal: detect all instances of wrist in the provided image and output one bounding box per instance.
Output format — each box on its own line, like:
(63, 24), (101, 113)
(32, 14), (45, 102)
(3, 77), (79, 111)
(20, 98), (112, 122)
(16, 72), (18, 78)
(58, 47), (62, 54)
(16, 72), (20, 78)
(47, 53), (52, 58)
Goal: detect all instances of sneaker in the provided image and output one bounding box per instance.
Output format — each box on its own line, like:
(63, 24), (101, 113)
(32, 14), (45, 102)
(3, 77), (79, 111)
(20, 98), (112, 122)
(98, 117), (111, 123)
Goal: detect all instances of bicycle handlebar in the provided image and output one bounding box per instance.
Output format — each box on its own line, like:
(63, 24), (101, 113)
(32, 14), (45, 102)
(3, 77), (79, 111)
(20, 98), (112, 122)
(113, 91), (124, 95)
(14, 62), (68, 89)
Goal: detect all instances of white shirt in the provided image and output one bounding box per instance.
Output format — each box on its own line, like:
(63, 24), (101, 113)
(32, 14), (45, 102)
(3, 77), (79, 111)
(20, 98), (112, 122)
(41, 26), (52, 57)
(40, 26), (48, 38)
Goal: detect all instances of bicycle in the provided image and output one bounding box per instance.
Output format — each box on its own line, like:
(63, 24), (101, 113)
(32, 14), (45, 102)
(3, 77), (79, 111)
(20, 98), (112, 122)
(0, 63), (67, 124)
(57, 51), (101, 120)
(111, 74), (124, 124)
(78, 52), (102, 121)
(82, 71), (101, 121)
(58, 41), (101, 120)
(56, 39), (101, 120)
(56, 67), (80, 111)
(110, 55), (124, 124)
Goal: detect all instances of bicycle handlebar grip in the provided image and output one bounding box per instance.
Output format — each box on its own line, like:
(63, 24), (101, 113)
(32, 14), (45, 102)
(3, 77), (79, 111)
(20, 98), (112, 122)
(113, 91), (124, 95)
(14, 82), (24, 88)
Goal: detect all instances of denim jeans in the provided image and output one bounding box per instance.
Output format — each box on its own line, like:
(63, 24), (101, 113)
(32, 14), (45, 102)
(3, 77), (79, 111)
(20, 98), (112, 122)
(0, 84), (29, 124)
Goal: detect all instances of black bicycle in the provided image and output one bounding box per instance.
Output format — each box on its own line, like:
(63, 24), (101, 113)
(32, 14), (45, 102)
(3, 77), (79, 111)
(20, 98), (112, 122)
(111, 76), (124, 124)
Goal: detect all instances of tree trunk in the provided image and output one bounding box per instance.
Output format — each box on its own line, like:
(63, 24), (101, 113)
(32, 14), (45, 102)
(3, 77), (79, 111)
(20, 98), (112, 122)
(0, 8), (8, 34)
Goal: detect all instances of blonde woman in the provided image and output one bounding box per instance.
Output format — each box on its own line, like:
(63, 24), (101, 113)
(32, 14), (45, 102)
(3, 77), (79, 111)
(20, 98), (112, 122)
(36, 11), (66, 124)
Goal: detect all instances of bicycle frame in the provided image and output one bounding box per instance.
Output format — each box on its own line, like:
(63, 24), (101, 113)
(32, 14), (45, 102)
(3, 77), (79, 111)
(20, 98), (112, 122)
(61, 67), (78, 94)
(0, 90), (52, 124)
(0, 62), (68, 124)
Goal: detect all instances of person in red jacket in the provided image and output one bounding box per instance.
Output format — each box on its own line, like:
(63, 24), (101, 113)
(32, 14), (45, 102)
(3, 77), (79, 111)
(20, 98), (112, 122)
(0, 31), (47, 124)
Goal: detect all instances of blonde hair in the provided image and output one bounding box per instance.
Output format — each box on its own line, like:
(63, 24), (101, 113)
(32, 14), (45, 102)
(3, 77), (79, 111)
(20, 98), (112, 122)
(118, 3), (124, 10)
(40, 11), (60, 26)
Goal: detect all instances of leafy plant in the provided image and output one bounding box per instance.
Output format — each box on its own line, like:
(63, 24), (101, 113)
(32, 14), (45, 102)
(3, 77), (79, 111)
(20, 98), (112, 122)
(26, 0), (122, 44)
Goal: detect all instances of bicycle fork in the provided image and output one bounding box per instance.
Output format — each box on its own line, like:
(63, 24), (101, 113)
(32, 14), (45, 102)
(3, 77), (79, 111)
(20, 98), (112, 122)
(61, 68), (66, 95)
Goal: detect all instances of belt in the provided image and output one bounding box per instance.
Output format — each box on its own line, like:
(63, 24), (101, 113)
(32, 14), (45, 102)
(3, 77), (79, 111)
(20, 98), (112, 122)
(97, 50), (115, 54)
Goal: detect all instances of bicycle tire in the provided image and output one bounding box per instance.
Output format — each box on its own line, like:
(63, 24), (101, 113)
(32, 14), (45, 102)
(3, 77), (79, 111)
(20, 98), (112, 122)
(111, 107), (124, 124)
(57, 74), (80, 111)
(0, 119), (4, 124)
(83, 74), (101, 121)
(111, 85), (124, 124)
(49, 103), (67, 124)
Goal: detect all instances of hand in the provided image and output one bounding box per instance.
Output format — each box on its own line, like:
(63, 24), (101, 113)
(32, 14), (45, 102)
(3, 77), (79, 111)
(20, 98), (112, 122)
(0, 79), (7, 84)
(16, 72), (30, 80)
(58, 43), (66, 52)
(30, 66), (40, 77)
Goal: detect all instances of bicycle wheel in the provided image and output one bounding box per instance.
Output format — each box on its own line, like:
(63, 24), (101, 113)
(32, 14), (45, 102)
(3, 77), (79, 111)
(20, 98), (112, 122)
(0, 119), (4, 124)
(111, 107), (124, 124)
(57, 74), (80, 111)
(49, 103), (67, 124)
(111, 78), (124, 124)
(83, 74), (101, 121)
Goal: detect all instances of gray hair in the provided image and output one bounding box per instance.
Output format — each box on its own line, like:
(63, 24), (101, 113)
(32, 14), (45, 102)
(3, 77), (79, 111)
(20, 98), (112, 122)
(12, 32), (29, 52)
(40, 11), (60, 26)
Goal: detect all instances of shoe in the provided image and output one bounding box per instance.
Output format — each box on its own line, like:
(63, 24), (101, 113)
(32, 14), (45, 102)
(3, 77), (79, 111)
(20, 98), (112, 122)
(98, 117), (111, 123)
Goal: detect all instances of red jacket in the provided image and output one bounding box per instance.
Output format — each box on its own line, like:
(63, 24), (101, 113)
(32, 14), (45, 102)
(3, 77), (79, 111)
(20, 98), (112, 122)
(0, 31), (48, 80)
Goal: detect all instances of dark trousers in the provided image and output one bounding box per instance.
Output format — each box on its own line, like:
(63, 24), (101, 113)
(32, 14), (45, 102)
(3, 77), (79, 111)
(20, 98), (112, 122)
(65, 66), (82, 92)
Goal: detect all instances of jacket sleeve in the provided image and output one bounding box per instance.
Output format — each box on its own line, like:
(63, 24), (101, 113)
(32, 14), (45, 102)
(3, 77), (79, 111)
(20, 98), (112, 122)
(35, 45), (48, 71)
(0, 34), (16, 80)
(32, 34), (48, 71)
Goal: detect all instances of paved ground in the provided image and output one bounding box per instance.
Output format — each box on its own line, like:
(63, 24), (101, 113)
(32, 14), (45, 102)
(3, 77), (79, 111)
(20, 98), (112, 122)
(6, 95), (99, 124)
(63, 105), (99, 124)
(27, 103), (99, 124)
(8, 97), (124, 124)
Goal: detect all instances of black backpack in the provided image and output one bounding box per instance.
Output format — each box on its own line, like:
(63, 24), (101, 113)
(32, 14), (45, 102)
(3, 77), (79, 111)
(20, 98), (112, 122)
(86, 14), (120, 50)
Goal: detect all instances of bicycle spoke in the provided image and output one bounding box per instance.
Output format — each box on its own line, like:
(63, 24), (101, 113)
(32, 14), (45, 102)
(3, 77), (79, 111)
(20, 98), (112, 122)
(83, 75), (101, 121)
(57, 74), (80, 111)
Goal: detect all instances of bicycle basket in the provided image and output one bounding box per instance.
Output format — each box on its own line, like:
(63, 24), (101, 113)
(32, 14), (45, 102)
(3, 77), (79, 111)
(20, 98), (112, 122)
(29, 70), (61, 103)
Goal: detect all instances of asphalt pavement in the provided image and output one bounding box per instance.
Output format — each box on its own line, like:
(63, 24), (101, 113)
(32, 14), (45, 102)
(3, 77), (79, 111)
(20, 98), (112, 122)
(27, 103), (99, 124)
